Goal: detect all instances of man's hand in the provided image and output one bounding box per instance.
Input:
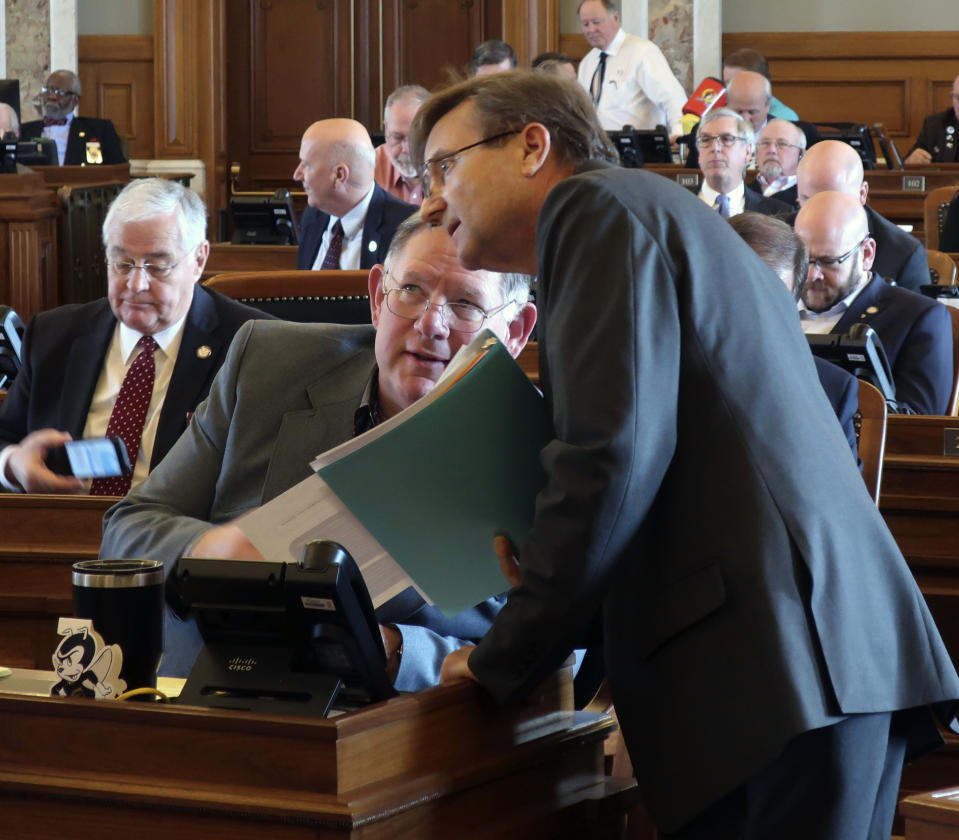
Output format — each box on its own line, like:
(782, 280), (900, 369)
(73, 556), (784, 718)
(440, 645), (478, 684)
(904, 147), (932, 166)
(187, 523), (264, 559)
(6, 429), (86, 493)
(494, 534), (522, 588)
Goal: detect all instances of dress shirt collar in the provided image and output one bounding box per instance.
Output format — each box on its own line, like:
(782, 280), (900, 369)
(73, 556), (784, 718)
(334, 184), (376, 242)
(799, 271), (873, 325)
(601, 27), (627, 58)
(117, 313), (188, 362)
(699, 180), (746, 216)
(757, 173), (796, 196)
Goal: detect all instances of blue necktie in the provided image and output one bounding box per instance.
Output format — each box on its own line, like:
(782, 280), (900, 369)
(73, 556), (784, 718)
(715, 194), (731, 218)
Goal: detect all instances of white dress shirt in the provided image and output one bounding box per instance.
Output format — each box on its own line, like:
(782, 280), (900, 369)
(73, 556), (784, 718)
(41, 113), (73, 165)
(798, 272), (872, 334)
(311, 185), (376, 271)
(757, 173), (797, 198)
(699, 181), (747, 217)
(577, 27), (687, 136)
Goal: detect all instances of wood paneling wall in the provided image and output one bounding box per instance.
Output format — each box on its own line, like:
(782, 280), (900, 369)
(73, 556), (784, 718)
(78, 35), (155, 161)
(723, 31), (959, 156)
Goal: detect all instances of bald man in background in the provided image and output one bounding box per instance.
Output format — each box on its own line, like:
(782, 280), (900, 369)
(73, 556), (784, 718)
(294, 118), (416, 270)
(726, 70), (771, 136)
(0, 102), (18, 136)
(796, 139), (928, 293)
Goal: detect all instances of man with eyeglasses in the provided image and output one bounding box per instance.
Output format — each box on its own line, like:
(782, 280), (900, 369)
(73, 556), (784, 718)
(295, 119), (416, 271)
(904, 74), (959, 165)
(796, 139), (929, 292)
(0, 178), (270, 494)
(795, 190), (952, 416)
(692, 108), (791, 218)
(747, 118), (806, 208)
(412, 70), (959, 838)
(374, 85), (430, 205)
(20, 69), (125, 165)
(101, 213), (536, 685)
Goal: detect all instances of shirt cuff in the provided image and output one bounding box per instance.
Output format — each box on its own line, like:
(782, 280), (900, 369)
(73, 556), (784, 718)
(0, 445), (23, 491)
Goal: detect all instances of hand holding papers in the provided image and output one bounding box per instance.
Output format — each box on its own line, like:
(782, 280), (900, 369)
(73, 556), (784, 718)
(236, 330), (551, 616)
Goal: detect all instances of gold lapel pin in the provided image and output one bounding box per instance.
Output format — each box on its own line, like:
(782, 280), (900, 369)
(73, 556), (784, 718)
(197, 345), (212, 359)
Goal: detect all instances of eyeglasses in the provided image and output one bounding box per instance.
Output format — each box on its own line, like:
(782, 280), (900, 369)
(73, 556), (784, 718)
(755, 138), (802, 153)
(383, 283), (516, 333)
(106, 243), (201, 281)
(41, 86), (78, 98)
(696, 132), (748, 150)
(808, 236), (868, 270)
(385, 131), (408, 145)
(421, 130), (520, 198)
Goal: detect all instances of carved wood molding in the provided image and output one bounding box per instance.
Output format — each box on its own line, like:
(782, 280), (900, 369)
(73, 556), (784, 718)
(722, 30), (959, 62)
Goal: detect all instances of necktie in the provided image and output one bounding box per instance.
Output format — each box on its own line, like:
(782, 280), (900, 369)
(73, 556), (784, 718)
(90, 335), (157, 497)
(590, 52), (608, 106)
(715, 193), (731, 218)
(43, 117), (67, 126)
(320, 220), (344, 270)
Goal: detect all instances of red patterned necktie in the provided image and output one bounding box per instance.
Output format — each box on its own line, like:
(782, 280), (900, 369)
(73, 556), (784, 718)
(43, 117), (67, 126)
(90, 335), (158, 497)
(320, 220), (344, 270)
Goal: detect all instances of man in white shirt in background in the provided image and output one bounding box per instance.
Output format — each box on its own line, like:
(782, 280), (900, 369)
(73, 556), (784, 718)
(576, 0), (686, 139)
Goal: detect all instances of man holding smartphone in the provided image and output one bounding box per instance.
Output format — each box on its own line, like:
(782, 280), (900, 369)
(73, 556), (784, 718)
(0, 178), (269, 494)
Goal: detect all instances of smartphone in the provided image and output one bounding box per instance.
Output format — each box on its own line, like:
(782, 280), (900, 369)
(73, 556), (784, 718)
(46, 436), (132, 479)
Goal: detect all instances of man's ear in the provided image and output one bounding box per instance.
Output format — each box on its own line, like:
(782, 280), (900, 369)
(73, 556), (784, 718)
(861, 237), (877, 272)
(518, 123), (552, 178)
(369, 263), (386, 327)
(332, 163), (350, 189)
(192, 239), (211, 281)
(503, 301), (537, 358)
(859, 179), (869, 205)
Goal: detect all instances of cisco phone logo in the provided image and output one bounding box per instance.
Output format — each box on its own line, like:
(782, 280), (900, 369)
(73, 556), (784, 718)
(227, 656), (257, 672)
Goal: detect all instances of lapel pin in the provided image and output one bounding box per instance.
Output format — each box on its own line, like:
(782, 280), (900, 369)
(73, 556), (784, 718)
(368, 240), (378, 252)
(197, 345), (212, 359)
(865, 306), (878, 315)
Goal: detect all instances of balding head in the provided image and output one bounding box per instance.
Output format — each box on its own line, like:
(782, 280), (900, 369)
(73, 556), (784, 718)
(953, 74), (959, 121)
(796, 140), (867, 206)
(726, 70), (770, 133)
(794, 190), (875, 313)
(293, 118), (376, 216)
(0, 102), (18, 137)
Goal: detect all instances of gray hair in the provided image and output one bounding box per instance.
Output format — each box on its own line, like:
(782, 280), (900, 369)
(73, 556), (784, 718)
(102, 177), (207, 251)
(701, 107), (754, 144)
(577, 0), (618, 12)
(384, 85), (430, 124)
(384, 213), (532, 303)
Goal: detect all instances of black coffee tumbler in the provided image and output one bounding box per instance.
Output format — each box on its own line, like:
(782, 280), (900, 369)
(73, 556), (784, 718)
(72, 559), (164, 692)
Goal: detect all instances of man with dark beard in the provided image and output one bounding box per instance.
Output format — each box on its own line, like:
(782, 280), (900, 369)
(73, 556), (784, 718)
(795, 190), (952, 415)
(748, 118), (804, 208)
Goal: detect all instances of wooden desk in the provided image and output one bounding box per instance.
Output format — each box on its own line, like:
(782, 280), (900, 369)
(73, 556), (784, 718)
(902, 788), (959, 838)
(204, 242), (299, 282)
(0, 494), (114, 669)
(0, 668), (633, 838)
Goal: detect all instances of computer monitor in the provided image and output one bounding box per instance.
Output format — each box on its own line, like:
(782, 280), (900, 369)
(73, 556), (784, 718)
(811, 123), (877, 170)
(606, 125), (673, 167)
(229, 189), (298, 245)
(173, 540), (396, 716)
(805, 323), (898, 409)
(0, 79), (21, 122)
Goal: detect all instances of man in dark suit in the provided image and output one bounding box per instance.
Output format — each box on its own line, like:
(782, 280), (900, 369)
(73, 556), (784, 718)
(796, 190), (953, 416)
(693, 108), (791, 218)
(413, 71), (959, 838)
(0, 178), (268, 494)
(294, 118), (416, 270)
(20, 69), (125, 165)
(747, 118), (805, 209)
(904, 74), (959, 165)
(797, 139), (929, 292)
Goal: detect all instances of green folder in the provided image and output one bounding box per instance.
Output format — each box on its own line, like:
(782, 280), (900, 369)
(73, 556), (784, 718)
(315, 332), (552, 616)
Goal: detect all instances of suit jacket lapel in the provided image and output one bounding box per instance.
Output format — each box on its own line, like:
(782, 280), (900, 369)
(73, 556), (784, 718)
(57, 302), (116, 436)
(360, 185), (386, 269)
(261, 359), (374, 503)
(151, 285), (222, 467)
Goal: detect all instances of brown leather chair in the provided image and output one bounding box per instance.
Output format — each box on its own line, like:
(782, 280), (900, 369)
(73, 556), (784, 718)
(923, 186), (959, 250)
(203, 269), (371, 324)
(873, 122), (904, 170)
(855, 380), (887, 504)
(927, 249), (958, 286)
(945, 305), (959, 416)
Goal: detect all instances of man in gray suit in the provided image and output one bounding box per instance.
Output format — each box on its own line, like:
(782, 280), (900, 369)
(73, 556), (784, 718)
(101, 215), (537, 688)
(412, 71), (959, 838)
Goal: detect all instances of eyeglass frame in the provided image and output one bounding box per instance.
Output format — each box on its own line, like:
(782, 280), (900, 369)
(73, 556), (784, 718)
(381, 277), (517, 333)
(420, 129), (520, 198)
(695, 132), (749, 150)
(105, 241), (204, 282)
(808, 235), (869, 271)
(755, 138), (803, 153)
(40, 86), (79, 98)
